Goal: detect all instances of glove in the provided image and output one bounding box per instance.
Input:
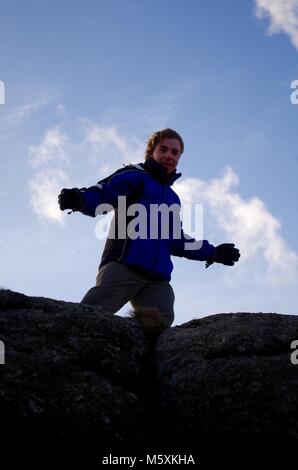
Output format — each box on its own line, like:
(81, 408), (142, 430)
(205, 243), (240, 268)
(58, 188), (84, 212)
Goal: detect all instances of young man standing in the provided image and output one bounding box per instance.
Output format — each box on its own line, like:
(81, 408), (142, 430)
(58, 129), (240, 327)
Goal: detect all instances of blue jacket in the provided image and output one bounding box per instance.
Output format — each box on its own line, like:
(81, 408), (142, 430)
(79, 158), (215, 281)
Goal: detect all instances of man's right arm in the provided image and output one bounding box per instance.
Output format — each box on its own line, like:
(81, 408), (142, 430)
(58, 168), (145, 217)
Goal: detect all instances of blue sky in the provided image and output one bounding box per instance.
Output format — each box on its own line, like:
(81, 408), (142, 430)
(1, 0), (298, 325)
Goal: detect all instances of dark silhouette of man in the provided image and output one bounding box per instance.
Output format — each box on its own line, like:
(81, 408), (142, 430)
(58, 129), (240, 327)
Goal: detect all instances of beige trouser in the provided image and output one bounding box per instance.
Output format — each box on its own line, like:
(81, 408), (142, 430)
(80, 261), (175, 327)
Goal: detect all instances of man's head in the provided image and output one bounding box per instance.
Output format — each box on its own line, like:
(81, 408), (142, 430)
(145, 128), (184, 174)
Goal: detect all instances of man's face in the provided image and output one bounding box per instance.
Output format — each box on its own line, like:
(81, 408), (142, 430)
(151, 137), (181, 174)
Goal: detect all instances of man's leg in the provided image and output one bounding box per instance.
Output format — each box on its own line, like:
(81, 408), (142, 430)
(80, 261), (146, 314)
(130, 281), (175, 327)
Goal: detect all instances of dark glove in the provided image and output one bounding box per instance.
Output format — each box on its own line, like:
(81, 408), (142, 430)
(205, 243), (240, 268)
(58, 188), (84, 211)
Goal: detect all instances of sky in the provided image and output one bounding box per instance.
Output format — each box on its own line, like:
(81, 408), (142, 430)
(0, 0), (298, 325)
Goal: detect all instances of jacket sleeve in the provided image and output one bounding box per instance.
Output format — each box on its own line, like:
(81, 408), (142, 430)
(78, 169), (145, 217)
(171, 225), (215, 261)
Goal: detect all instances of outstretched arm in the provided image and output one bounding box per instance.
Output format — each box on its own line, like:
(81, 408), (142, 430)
(171, 227), (240, 267)
(58, 169), (144, 217)
(171, 226), (215, 262)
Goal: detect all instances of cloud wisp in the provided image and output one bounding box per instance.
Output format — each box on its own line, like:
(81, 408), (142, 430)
(29, 168), (71, 223)
(83, 123), (144, 173)
(29, 127), (70, 169)
(254, 0), (298, 50)
(7, 89), (57, 125)
(28, 127), (71, 224)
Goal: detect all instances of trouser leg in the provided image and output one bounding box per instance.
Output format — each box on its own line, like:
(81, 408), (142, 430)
(80, 261), (144, 314)
(130, 281), (175, 327)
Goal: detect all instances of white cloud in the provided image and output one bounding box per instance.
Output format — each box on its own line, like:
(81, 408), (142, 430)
(29, 127), (69, 168)
(29, 168), (71, 224)
(174, 167), (298, 284)
(254, 0), (298, 49)
(28, 127), (71, 223)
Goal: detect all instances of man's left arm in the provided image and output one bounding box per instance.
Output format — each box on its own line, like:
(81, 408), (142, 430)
(170, 226), (215, 261)
(171, 227), (240, 267)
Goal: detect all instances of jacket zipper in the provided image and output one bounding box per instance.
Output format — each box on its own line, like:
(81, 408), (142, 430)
(153, 182), (167, 271)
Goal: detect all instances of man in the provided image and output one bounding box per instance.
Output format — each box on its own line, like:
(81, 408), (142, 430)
(58, 128), (240, 327)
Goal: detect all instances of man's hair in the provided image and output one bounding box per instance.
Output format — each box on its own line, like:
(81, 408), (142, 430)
(145, 128), (184, 160)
